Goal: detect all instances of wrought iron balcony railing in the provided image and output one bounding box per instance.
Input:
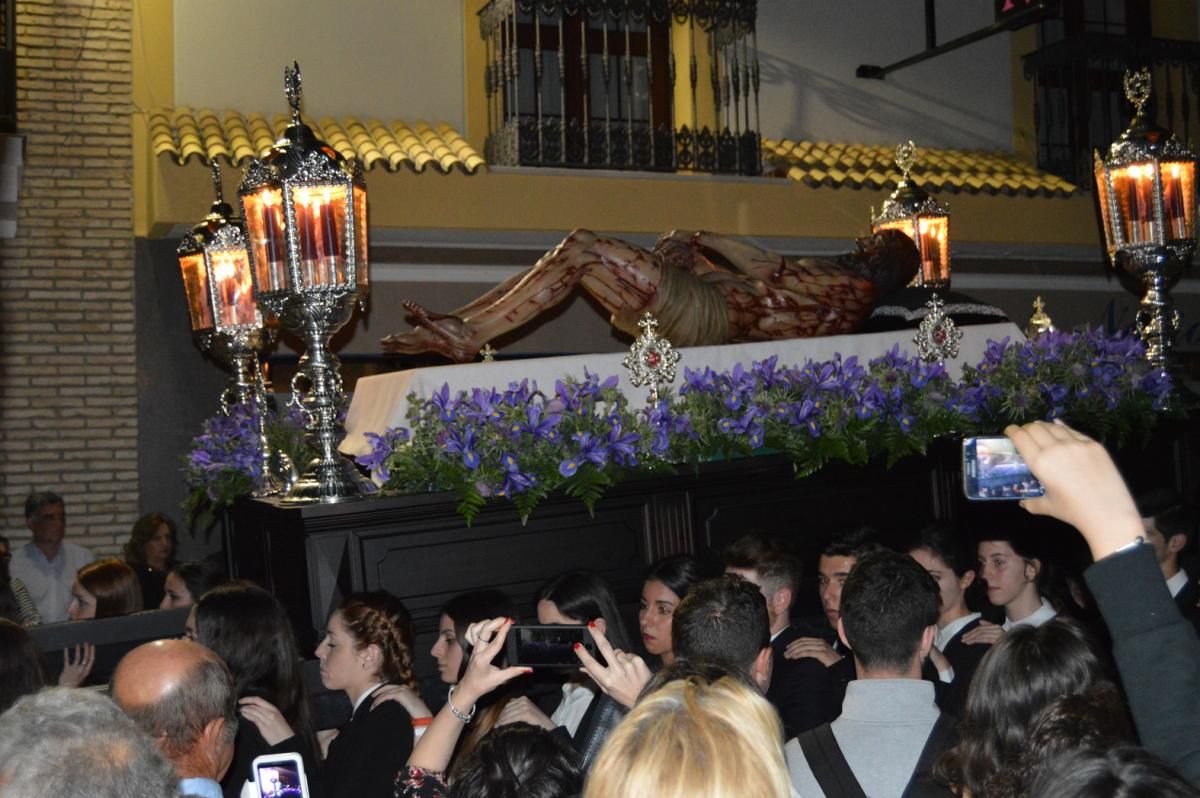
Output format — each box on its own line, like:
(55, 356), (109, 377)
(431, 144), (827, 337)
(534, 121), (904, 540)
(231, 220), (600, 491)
(479, 0), (761, 176)
(1023, 32), (1200, 187)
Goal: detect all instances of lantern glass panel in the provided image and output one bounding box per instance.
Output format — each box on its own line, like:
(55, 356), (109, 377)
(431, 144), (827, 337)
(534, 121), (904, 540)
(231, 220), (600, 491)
(243, 188), (289, 293)
(179, 252), (214, 331)
(1160, 161), (1196, 241)
(874, 219), (921, 287)
(290, 184), (350, 288)
(916, 216), (949, 286)
(353, 183), (369, 292)
(1094, 162), (1117, 254)
(209, 246), (260, 329)
(1111, 164), (1160, 245)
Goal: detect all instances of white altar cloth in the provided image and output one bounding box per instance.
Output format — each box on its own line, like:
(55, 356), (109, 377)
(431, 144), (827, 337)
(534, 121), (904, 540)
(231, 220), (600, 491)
(340, 321), (1024, 457)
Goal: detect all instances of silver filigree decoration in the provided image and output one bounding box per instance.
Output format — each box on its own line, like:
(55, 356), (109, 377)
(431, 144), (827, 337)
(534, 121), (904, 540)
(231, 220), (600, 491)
(913, 293), (962, 364)
(208, 223), (247, 250)
(479, 343), (497, 362)
(622, 313), (680, 402)
(285, 62), (303, 119)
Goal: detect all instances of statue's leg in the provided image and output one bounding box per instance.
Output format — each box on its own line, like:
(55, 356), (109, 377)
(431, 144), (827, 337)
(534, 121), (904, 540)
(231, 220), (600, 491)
(381, 230), (661, 361)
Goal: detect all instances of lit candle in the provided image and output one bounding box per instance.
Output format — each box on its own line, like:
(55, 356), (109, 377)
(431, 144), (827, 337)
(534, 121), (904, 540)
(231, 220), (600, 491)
(1163, 163), (1186, 239)
(294, 189), (320, 285)
(259, 194), (286, 290)
(212, 254), (238, 328)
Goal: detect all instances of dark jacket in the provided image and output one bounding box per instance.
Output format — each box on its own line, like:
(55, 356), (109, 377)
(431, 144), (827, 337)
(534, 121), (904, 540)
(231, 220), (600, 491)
(1085, 543), (1200, 784)
(323, 686), (414, 798)
(768, 625), (840, 738)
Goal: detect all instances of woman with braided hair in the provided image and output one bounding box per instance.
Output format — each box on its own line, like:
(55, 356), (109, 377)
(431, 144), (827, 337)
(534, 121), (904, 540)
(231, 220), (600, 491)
(317, 591), (421, 798)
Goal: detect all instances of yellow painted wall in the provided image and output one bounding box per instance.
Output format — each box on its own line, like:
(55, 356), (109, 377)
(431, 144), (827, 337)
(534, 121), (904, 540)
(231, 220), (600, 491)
(132, 0), (174, 238)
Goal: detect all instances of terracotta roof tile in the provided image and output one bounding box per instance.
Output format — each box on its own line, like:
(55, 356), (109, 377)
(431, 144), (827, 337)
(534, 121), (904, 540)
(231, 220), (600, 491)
(763, 138), (1077, 197)
(148, 107), (485, 175)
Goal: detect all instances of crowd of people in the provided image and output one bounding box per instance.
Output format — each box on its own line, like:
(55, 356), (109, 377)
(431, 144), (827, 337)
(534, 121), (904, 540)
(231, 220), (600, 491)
(0, 419), (1198, 797)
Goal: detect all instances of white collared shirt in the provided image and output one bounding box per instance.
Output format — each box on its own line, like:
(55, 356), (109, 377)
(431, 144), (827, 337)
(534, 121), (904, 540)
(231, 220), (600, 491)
(351, 682), (385, 714)
(1167, 568), (1189, 599)
(935, 612), (981, 652)
(1003, 597), (1057, 631)
(9, 540), (95, 623)
(551, 681), (596, 736)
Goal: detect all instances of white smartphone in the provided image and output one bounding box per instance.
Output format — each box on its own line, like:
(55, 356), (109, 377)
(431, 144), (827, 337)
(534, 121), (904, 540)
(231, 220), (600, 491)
(251, 752), (310, 798)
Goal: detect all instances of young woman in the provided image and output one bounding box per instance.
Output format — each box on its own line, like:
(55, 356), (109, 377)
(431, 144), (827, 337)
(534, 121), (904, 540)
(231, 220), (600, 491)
(190, 582), (318, 798)
(638, 554), (708, 666)
(67, 558), (142, 620)
(0, 535), (39, 626)
(122, 512), (177, 609)
(317, 591), (420, 798)
(160, 559), (226, 609)
(428, 590), (518, 764)
(909, 524), (990, 715)
(964, 532), (1058, 647)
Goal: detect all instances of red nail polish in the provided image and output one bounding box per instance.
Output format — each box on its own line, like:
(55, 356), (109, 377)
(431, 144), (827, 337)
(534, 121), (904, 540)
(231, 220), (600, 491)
(587, 621), (596, 628)
(573, 642), (582, 650)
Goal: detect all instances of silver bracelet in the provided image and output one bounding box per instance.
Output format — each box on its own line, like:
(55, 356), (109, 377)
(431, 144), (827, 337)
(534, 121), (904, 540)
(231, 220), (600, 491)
(447, 685), (476, 723)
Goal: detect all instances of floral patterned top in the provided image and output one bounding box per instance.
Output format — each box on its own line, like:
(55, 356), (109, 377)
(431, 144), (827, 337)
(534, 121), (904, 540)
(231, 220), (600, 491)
(394, 766), (449, 798)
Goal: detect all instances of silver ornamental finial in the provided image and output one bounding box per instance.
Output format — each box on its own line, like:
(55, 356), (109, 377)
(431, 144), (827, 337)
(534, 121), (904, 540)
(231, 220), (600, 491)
(284, 62), (303, 120)
(894, 140), (917, 186)
(210, 160), (223, 203)
(1124, 67), (1152, 116)
(622, 313), (681, 402)
(479, 343), (497, 363)
(1024, 296), (1057, 339)
(914, 293), (962, 364)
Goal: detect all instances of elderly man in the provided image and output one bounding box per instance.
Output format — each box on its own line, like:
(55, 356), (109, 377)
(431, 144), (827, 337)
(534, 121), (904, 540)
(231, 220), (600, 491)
(10, 490), (95, 622)
(0, 687), (179, 797)
(111, 639), (239, 798)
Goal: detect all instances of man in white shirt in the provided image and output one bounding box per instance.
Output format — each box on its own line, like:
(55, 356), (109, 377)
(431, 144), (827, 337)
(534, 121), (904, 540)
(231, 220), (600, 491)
(1137, 490), (1200, 632)
(9, 491), (95, 623)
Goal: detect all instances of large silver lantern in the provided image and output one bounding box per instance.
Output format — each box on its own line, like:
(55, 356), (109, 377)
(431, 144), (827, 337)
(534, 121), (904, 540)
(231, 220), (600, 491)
(238, 62), (370, 503)
(871, 141), (951, 291)
(1094, 68), (1197, 375)
(177, 162), (283, 497)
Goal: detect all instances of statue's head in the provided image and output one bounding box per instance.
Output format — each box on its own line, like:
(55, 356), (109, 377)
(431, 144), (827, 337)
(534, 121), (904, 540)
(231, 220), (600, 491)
(855, 229), (920, 296)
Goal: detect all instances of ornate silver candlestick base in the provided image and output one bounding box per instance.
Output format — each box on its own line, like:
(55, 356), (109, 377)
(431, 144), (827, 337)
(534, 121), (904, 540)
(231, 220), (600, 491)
(274, 290), (371, 504)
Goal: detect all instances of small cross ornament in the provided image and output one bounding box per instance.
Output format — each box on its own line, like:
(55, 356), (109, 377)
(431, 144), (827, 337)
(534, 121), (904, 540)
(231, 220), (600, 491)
(479, 343), (497, 363)
(622, 313), (680, 402)
(914, 293), (962, 364)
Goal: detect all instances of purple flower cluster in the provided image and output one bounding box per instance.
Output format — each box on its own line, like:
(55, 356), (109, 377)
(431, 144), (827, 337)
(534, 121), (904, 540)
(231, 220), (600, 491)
(185, 404), (264, 500)
(356, 328), (1172, 523)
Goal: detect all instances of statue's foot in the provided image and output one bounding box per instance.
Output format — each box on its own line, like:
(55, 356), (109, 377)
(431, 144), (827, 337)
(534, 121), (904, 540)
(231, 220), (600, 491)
(380, 301), (479, 362)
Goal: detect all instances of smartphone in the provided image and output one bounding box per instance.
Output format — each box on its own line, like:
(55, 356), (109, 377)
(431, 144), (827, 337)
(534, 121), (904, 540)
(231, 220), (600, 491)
(251, 753), (310, 798)
(962, 435), (1045, 501)
(505, 624), (600, 668)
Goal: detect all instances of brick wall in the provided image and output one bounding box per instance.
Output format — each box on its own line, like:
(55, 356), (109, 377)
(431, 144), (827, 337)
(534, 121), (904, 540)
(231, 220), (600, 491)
(0, 0), (136, 555)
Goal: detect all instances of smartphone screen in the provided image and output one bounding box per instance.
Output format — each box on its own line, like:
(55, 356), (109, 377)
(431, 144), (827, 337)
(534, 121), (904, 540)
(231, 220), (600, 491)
(505, 624), (599, 668)
(962, 436), (1045, 501)
(255, 757), (307, 798)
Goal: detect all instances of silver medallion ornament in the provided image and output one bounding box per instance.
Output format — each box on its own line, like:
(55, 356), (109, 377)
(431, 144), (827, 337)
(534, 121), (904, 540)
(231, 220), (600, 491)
(914, 294), (962, 364)
(622, 313), (681, 402)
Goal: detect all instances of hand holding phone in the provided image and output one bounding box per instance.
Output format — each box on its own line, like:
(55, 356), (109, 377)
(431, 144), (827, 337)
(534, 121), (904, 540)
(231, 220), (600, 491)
(252, 753), (310, 798)
(505, 624), (601, 669)
(963, 435), (1045, 501)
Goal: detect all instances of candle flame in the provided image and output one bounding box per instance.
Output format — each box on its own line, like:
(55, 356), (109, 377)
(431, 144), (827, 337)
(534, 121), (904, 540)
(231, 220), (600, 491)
(212, 254), (237, 281)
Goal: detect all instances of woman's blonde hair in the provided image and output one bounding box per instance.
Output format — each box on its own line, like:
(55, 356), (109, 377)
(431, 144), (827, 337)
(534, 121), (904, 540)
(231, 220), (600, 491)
(584, 675), (792, 798)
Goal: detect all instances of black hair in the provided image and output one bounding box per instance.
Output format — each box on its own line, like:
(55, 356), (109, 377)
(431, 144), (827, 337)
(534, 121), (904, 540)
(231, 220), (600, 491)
(536, 570), (632, 652)
(672, 575), (770, 675)
(974, 522), (1067, 611)
(444, 590), (519, 645)
(910, 524), (976, 578)
(937, 619), (1108, 796)
(839, 550), (939, 671)
(442, 589), (518, 682)
(1134, 488), (1181, 519)
(448, 722), (583, 798)
(1027, 746), (1200, 798)
(638, 656), (758, 701)
(644, 554), (710, 605)
(822, 525), (885, 561)
(723, 533), (802, 595)
(0, 619), (46, 715)
(194, 582), (316, 756)
(171, 560), (228, 604)
(1155, 504), (1197, 549)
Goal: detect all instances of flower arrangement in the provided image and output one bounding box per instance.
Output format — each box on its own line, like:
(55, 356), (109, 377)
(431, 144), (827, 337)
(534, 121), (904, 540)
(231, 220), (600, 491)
(363, 329), (1175, 524)
(182, 402), (313, 523)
